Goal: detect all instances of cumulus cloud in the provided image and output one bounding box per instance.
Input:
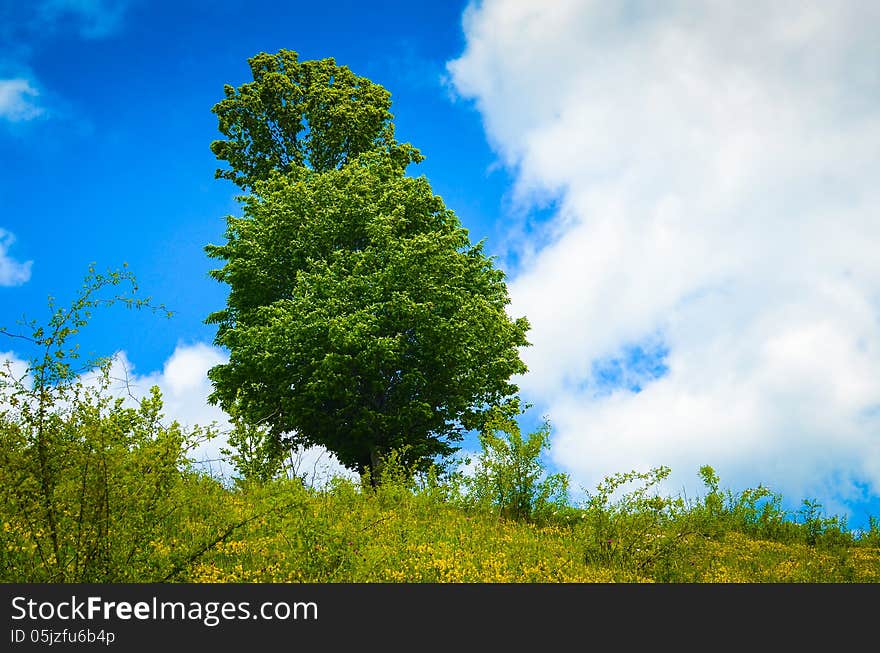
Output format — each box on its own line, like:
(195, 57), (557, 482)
(0, 79), (43, 122)
(448, 0), (880, 517)
(0, 229), (32, 286)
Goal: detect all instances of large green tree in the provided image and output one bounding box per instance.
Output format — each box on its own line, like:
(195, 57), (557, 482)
(206, 50), (530, 481)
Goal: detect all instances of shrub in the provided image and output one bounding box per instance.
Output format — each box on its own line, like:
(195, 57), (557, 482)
(463, 403), (570, 523)
(688, 465), (791, 541)
(579, 466), (703, 578)
(0, 267), (230, 581)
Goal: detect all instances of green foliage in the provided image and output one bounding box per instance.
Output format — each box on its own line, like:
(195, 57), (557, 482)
(463, 403), (570, 523)
(187, 469), (631, 583)
(206, 51), (530, 481)
(199, 369), (878, 584)
(176, 465), (880, 583)
(220, 419), (287, 486)
(0, 268), (234, 582)
(797, 499), (853, 550)
(689, 465), (790, 541)
(684, 466), (858, 550)
(579, 466), (700, 579)
(210, 49), (422, 191)
(572, 464), (877, 581)
(857, 516), (880, 548)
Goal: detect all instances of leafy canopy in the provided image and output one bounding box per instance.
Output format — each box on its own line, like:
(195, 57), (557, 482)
(210, 49), (422, 191)
(206, 50), (530, 480)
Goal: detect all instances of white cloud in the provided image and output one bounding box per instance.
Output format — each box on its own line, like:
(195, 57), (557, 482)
(110, 344), (228, 429)
(448, 1), (880, 517)
(0, 229), (32, 285)
(0, 80), (43, 122)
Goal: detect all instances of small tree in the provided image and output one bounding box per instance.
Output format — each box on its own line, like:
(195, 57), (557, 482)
(466, 403), (569, 522)
(206, 51), (531, 482)
(220, 418), (287, 486)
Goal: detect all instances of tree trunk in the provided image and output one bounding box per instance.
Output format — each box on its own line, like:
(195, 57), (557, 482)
(358, 449), (382, 489)
(358, 449), (383, 488)
(370, 448), (383, 487)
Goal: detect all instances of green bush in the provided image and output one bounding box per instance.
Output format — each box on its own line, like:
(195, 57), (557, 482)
(579, 466), (705, 579)
(0, 267), (232, 582)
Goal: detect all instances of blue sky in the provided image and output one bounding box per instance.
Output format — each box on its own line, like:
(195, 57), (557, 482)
(3, 0), (880, 530)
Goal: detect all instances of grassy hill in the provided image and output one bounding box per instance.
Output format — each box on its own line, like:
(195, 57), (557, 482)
(5, 456), (878, 583)
(186, 472), (880, 584)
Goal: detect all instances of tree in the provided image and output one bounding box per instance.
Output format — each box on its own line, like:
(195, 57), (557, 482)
(205, 50), (531, 483)
(465, 402), (570, 523)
